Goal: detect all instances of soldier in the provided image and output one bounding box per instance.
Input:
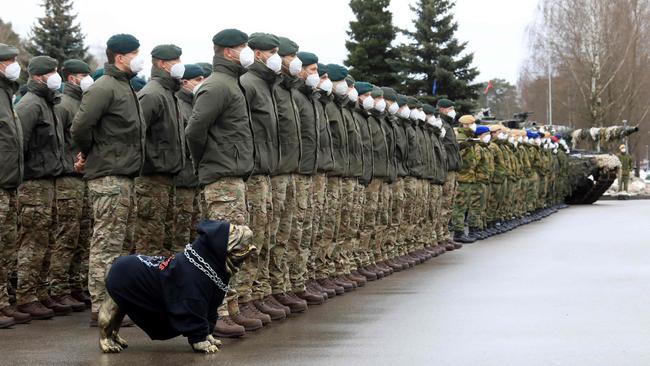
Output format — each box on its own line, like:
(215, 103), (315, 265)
(184, 28), (256, 337)
(485, 124), (508, 235)
(239, 32), (288, 328)
(290, 51), (328, 304)
(617, 144), (632, 192)
(470, 125), (493, 240)
(423, 103), (448, 255)
(71, 33), (146, 325)
(451, 115), (478, 243)
(49, 59), (94, 313)
(172, 64), (204, 253)
(134, 44), (186, 256)
(0, 43), (32, 327)
(15, 56), (68, 318)
(436, 99), (462, 248)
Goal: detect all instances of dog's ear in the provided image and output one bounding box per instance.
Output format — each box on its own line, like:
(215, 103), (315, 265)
(226, 225), (256, 274)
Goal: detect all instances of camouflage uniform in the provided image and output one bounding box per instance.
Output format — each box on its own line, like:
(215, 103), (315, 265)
(269, 174), (295, 295)
(315, 177), (341, 279)
(308, 174), (329, 281)
(360, 179), (381, 267)
(0, 190), (18, 309)
(451, 136), (479, 233)
(69, 187), (92, 294)
(246, 175), (273, 303)
(287, 174), (312, 293)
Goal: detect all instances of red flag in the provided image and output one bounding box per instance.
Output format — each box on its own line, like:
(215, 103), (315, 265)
(484, 80), (493, 94)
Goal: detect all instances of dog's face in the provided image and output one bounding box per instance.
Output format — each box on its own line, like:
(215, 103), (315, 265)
(226, 224), (256, 275)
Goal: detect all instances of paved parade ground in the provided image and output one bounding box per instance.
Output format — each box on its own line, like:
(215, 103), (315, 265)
(3, 200), (650, 366)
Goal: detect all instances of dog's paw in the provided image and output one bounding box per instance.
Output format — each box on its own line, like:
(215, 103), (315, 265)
(112, 332), (128, 349)
(192, 340), (220, 354)
(99, 337), (123, 353)
(206, 335), (222, 347)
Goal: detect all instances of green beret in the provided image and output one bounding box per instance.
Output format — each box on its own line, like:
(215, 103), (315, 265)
(0, 43), (19, 61)
(345, 75), (355, 86)
(28, 56), (58, 76)
(422, 104), (436, 115)
(278, 36), (298, 56)
(396, 94), (408, 107)
(354, 81), (373, 95)
(92, 68), (104, 81)
(406, 97), (419, 108)
(196, 62), (212, 77)
(326, 64), (348, 81)
(297, 52), (318, 66)
(106, 33), (140, 54)
(317, 63), (328, 76)
(436, 98), (455, 108)
(182, 64), (204, 80)
(248, 32), (279, 51)
(371, 86), (383, 98)
(212, 28), (248, 47)
(62, 59), (91, 74)
(130, 76), (146, 91)
(151, 44), (182, 60)
(381, 87), (397, 102)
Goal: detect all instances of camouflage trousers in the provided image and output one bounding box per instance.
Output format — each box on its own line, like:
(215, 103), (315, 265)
(69, 185), (92, 293)
(244, 175), (272, 303)
(427, 182), (443, 246)
(307, 174), (327, 280)
(133, 175), (174, 257)
(466, 182), (485, 229)
(360, 179), (381, 267)
(349, 182), (365, 272)
(335, 177), (360, 275)
(171, 187), (200, 254)
(0, 188), (18, 309)
(374, 182), (392, 261)
(451, 182), (473, 232)
(386, 178), (405, 258)
(436, 172), (457, 243)
(268, 174), (295, 295)
(412, 180), (429, 250)
(49, 176), (84, 297)
(15, 179), (55, 305)
(286, 174), (312, 293)
(537, 174), (548, 208)
(526, 174), (539, 213)
(315, 177), (341, 279)
(87, 176), (135, 312)
(401, 176), (419, 253)
(200, 177), (248, 316)
(487, 182), (505, 223)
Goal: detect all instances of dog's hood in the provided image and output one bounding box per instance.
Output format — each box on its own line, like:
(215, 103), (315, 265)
(189, 220), (230, 277)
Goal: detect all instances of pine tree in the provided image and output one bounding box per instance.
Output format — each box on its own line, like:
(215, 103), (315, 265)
(345, 0), (399, 86)
(26, 0), (93, 67)
(0, 18), (32, 80)
(397, 0), (480, 113)
(477, 78), (521, 119)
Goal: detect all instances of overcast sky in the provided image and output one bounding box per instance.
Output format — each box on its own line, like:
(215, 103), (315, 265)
(5, 0), (539, 84)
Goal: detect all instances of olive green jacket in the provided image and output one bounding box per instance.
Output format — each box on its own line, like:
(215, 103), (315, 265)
(293, 80), (318, 175)
(392, 116), (409, 178)
(174, 89), (199, 188)
(404, 119), (424, 178)
(344, 101), (363, 178)
(440, 114), (461, 171)
(325, 95), (349, 177)
(316, 92), (335, 174)
(275, 74), (301, 175)
(353, 106), (373, 186)
(55, 83), (83, 176)
(368, 111), (389, 179)
(0, 74), (23, 189)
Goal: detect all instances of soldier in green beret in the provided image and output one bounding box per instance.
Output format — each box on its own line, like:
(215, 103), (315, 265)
(49, 59), (94, 312)
(0, 43), (33, 328)
(133, 44), (186, 257)
(196, 62), (212, 77)
(437, 98), (462, 247)
(71, 33), (145, 326)
(184, 28), (254, 339)
(171, 64), (203, 256)
(15, 56), (69, 319)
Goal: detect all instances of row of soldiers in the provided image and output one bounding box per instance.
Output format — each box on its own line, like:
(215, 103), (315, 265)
(0, 28), (568, 337)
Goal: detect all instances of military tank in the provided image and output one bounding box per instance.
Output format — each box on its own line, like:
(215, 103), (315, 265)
(493, 111), (639, 204)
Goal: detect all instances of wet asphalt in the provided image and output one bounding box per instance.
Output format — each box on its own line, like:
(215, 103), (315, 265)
(2, 200), (650, 366)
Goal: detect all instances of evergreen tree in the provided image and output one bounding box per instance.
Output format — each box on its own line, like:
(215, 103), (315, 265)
(0, 18), (32, 80)
(26, 0), (93, 67)
(477, 78), (521, 119)
(397, 0), (480, 113)
(345, 0), (399, 86)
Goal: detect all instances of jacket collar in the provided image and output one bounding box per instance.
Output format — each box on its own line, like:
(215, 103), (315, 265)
(27, 79), (60, 105)
(63, 82), (82, 101)
(104, 63), (135, 82)
(212, 55), (246, 78)
(151, 66), (181, 92)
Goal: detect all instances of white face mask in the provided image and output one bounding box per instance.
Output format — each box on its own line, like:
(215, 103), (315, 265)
(418, 110), (426, 121)
(399, 107), (410, 119)
(334, 80), (348, 96)
(347, 88), (358, 103)
(508, 136), (515, 144)
(79, 75), (94, 92)
(288, 57), (302, 76)
(447, 110), (456, 119)
(170, 62), (185, 79)
(388, 102), (399, 115)
(305, 73), (319, 89)
(362, 95), (374, 110)
(518, 136), (524, 143)
(469, 123), (477, 132)
(46, 72), (62, 90)
(192, 81), (204, 95)
(499, 132), (507, 140)
(481, 134), (491, 144)
(238, 46), (255, 68)
(129, 54), (145, 74)
(428, 116), (442, 128)
(3, 61), (21, 81)
(375, 99), (386, 113)
(409, 109), (419, 120)
(265, 53), (282, 74)
(440, 126), (447, 138)
(319, 78), (333, 94)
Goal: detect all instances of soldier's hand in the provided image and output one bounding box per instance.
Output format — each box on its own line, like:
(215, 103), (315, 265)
(74, 152), (86, 173)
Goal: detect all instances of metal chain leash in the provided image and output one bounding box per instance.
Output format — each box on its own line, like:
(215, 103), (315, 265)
(184, 244), (229, 292)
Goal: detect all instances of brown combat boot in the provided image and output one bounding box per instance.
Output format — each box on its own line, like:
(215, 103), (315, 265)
(384, 259), (403, 271)
(264, 295), (291, 315)
(318, 278), (344, 295)
(348, 271), (367, 287)
(357, 267), (378, 281)
(0, 315), (15, 329)
(273, 293), (307, 313)
(1, 305), (31, 324)
(17, 301), (54, 320)
(52, 294), (86, 312)
(308, 280), (334, 298)
(70, 291), (91, 308)
(295, 289), (325, 305)
(40, 297), (72, 316)
(253, 298), (286, 320)
(213, 316), (246, 338)
(230, 311), (263, 331)
(332, 276), (355, 292)
(239, 301), (271, 325)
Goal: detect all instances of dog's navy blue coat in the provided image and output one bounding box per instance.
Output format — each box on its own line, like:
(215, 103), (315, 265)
(105, 220), (231, 344)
